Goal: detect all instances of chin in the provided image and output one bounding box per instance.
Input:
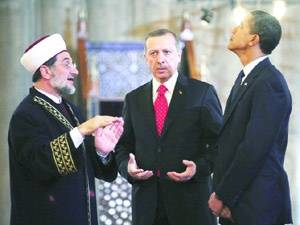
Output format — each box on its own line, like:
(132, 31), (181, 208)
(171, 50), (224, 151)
(156, 73), (171, 80)
(59, 86), (76, 95)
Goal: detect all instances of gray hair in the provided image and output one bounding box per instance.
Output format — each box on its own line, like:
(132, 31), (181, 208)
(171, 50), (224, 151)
(144, 28), (179, 50)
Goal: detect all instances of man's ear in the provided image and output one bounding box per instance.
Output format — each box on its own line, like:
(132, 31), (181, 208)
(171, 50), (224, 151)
(249, 33), (260, 47)
(178, 50), (182, 61)
(39, 65), (52, 80)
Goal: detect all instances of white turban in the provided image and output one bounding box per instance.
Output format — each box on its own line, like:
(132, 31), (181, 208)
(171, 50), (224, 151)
(20, 33), (67, 73)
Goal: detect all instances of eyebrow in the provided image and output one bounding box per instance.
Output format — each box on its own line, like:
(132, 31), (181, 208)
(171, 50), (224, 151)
(149, 48), (172, 52)
(62, 57), (72, 62)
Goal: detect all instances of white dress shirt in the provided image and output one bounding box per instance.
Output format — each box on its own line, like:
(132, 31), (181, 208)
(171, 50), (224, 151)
(152, 72), (179, 104)
(241, 55), (268, 83)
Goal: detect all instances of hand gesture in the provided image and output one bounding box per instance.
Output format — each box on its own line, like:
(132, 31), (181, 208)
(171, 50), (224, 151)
(95, 118), (124, 154)
(127, 153), (153, 180)
(220, 206), (233, 220)
(208, 192), (224, 216)
(78, 115), (119, 136)
(166, 160), (196, 182)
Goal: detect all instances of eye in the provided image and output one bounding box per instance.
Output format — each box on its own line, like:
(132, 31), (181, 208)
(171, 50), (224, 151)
(63, 60), (71, 66)
(62, 60), (76, 69)
(149, 51), (158, 57)
(163, 50), (171, 55)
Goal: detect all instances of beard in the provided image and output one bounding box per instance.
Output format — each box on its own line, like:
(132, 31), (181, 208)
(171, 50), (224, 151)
(59, 85), (76, 95)
(50, 74), (76, 95)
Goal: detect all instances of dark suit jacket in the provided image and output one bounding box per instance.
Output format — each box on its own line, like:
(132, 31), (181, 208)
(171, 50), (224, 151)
(115, 75), (223, 225)
(213, 58), (293, 225)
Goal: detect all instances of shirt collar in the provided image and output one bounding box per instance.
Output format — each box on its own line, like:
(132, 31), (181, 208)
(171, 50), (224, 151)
(243, 55), (268, 76)
(152, 72), (178, 94)
(34, 87), (62, 104)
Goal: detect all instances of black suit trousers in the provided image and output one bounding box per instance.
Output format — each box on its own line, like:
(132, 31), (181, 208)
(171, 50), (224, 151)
(153, 182), (170, 225)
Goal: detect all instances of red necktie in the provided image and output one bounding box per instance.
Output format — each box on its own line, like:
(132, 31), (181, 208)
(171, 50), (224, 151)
(154, 85), (168, 136)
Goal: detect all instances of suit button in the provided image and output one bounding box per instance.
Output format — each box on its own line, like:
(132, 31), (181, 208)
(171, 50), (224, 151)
(206, 144), (210, 148)
(157, 147), (161, 152)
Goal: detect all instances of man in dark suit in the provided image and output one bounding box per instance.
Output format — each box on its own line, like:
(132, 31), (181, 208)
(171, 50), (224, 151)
(115, 28), (223, 225)
(209, 10), (293, 225)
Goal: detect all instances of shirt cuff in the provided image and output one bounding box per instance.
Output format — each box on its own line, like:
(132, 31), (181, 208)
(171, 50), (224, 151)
(97, 151), (109, 158)
(70, 127), (84, 148)
(96, 151), (111, 165)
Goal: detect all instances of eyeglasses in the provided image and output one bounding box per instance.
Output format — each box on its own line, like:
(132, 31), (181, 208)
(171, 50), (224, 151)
(61, 60), (77, 70)
(50, 60), (77, 70)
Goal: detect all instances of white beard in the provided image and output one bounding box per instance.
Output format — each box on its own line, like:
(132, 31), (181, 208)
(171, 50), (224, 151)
(50, 74), (76, 95)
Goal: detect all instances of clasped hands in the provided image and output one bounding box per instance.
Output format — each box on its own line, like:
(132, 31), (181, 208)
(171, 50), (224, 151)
(127, 153), (196, 182)
(208, 192), (233, 220)
(78, 115), (124, 155)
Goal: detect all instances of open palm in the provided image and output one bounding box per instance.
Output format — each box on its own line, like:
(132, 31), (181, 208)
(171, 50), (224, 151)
(95, 119), (124, 154)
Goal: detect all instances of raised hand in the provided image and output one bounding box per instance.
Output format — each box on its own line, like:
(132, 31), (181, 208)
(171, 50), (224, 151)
(95, 118), (124, 154)
(127, 153), (153, 180)
(166, 160), (196, 182)
(78, 115), (119, 136)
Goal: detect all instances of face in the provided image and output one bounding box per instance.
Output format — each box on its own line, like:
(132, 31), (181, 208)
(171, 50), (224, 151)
(145, 33), (181, 83)
(49, 51), (78, 95)
(227, 14), (256, 53)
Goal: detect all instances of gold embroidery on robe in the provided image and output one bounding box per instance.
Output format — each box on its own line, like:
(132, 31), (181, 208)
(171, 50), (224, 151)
(33, 96), (73, 130)
(33, 96), (77, 174)
(50, 133), (77, 174)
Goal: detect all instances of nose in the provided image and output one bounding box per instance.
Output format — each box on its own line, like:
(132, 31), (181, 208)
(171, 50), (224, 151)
(157, 52), (165, 64)
(71, 64), (79, 76)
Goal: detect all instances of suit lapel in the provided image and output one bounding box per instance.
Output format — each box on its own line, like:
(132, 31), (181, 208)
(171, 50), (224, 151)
(161, 75), (186, 138)
(223, 79), (250, 124)
(222, 58), (271, 129)
(142, 75), (187, 139)
(139, 81), (159, 138)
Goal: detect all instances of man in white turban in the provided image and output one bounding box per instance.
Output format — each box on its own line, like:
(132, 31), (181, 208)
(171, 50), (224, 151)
(8, 33), (123, 225)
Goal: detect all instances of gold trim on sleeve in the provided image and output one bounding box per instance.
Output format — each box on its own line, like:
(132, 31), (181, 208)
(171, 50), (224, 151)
(50, 133), (77, 175)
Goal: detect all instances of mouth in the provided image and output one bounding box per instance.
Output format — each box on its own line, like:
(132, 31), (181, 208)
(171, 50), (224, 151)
(67, 77), (74, 81)
(157, 68), (167, 72)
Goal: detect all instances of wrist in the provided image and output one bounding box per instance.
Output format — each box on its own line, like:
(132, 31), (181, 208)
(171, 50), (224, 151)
(97, 150), (109, 158)
(70, 127), (84, 148)
(78, 124), (87, 136)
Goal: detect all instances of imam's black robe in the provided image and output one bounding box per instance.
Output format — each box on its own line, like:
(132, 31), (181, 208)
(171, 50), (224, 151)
(8, 87), (117, 225)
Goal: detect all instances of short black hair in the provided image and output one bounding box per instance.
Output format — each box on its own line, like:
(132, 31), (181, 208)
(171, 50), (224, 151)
(144, 28), (178, 49)
(145, 28), (177, 41)
(249, 10), (282, 54)
(32, 55), (57, 82)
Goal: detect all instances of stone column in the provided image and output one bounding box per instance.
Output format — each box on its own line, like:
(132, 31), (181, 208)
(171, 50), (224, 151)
(0, 0), (57, 222)
(0, 0), (35, 223)
(87, 0), (133, 41)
